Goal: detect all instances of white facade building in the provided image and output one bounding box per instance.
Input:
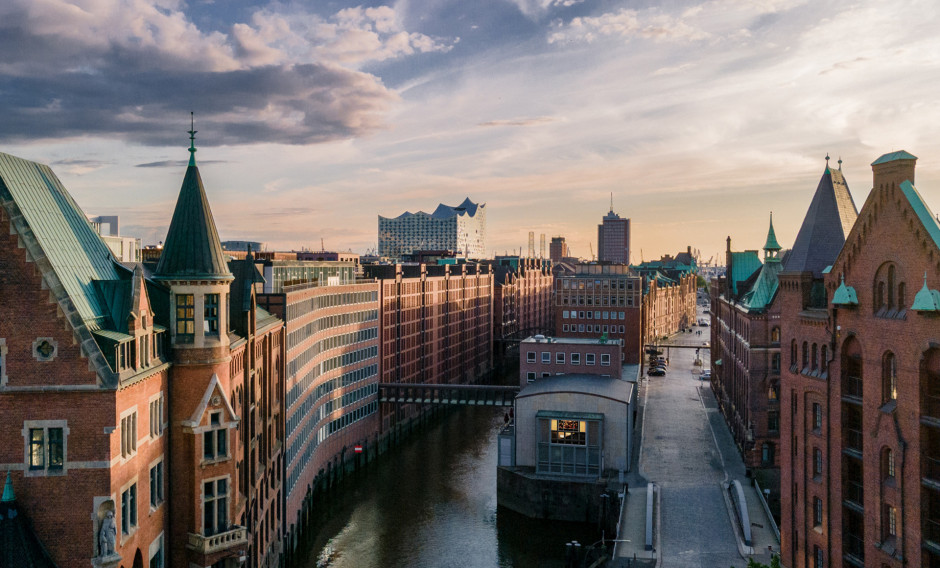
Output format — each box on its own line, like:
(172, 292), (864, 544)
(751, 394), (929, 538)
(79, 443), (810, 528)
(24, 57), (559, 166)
(378, 197), (486, 260)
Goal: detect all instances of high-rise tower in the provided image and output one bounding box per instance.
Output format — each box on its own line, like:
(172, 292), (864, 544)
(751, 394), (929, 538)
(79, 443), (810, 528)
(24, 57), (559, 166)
(597, 195), (630, 264)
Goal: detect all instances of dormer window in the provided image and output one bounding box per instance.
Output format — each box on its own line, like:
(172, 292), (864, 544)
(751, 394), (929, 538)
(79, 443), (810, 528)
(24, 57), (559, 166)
(204, 411), (228, 461)
(176, 294), (195, 342)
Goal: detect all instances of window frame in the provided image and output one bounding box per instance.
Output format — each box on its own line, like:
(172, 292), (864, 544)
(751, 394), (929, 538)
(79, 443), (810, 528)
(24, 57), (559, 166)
(586, 353), (596, 366)
(150, 459), (165, 510)
(22, 420), (68, 477)
(175, 293), (195, 342)
(600, 354), (611, 366)
(202, 476), (230, 537)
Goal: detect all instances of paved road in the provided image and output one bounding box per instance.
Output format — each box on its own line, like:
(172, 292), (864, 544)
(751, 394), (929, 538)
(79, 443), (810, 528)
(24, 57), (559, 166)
(639, 314), (747, 568)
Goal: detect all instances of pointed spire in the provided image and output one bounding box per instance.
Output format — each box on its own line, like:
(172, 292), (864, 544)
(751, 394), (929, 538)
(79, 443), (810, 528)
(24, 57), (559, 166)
(825, 153), (830, 172)
(610, 192), (614, 213)
(838, 157), (843, 170)
(153, 127), (232, 282)
(188, 112), (197, 167)
(764, 212), (782, 254)
(2, 471), (14, 502)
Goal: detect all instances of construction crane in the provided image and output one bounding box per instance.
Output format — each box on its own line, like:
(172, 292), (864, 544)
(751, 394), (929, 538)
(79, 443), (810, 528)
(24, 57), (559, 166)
(588, 242), (594, 261)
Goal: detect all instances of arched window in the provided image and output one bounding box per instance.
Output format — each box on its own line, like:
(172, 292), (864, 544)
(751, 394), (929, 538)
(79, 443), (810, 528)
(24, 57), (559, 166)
(842, 337), (863, 399)
(877, 282), (886, 310)
(771, 327), (781, 343)
(883, 352), (898, 403)
(812, 344), (818, 371)
(802, 341), (809, 371)
(887, 265), (896, 308)
(881, 447), (895, 481)
(791, 340), (798, 367)
(820, 345), (828, 375)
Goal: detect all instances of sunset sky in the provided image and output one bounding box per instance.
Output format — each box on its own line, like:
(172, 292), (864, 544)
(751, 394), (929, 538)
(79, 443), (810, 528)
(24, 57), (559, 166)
(3, 0), (940, 262)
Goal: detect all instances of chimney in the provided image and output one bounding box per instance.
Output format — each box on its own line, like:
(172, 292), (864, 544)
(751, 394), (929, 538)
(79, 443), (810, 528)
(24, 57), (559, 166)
(871, 150), (917, 194)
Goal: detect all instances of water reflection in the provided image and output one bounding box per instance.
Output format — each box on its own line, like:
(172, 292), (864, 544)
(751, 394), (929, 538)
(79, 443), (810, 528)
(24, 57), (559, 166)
(301, 405), (598, 568)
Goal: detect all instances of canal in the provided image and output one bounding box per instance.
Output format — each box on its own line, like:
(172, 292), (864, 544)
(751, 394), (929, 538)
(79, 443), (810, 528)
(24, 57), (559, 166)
(297, 405), (600, 568)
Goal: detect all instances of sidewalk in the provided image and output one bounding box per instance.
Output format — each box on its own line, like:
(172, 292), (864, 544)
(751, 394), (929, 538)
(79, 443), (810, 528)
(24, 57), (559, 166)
(610, 485), (656, 568)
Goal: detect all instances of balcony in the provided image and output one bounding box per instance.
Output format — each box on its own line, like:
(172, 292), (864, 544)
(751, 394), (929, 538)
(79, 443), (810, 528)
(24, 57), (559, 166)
(842, 375), (863, 402)
(843, 480), (864, 509)
(926, 518), (940, 547)
(926, 456), (940, 487)
(842, 532), (865, 566)
(843, 428), (863, 454)
(187, 525), (248, 556)
(925, 393), (940, 424)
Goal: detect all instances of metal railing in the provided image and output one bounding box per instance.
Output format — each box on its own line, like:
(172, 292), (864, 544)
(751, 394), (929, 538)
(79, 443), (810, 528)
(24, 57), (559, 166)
(925, 456), (940, 483)
(842, 375), (863, 399)
(843, 428), (863, 453)
(843, 532), (864, 562)
(843, 481), (864, 507)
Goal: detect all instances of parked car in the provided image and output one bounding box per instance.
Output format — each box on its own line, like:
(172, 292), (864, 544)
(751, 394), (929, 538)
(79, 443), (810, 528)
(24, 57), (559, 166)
(701, 370), (712, 380)
(648, 368), (666, 376)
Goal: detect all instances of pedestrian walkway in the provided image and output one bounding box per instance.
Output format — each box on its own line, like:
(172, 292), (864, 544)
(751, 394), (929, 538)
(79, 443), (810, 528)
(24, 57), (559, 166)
(614, 320), (780, 568)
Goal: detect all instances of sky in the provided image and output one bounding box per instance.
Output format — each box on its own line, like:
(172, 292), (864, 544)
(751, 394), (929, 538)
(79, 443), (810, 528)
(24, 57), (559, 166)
(3, 0), (940, 263)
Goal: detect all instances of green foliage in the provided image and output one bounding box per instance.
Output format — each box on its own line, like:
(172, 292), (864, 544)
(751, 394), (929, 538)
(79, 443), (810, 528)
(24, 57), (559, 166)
(732, 556), (780, 568)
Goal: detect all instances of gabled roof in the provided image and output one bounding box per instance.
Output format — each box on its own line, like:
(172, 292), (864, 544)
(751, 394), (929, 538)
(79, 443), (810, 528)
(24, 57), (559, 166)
(730, 251), (762, 295)
(0, 473), (58, 568)
(783, 167), (858, 277)
(741, 250), (788, 311)
(0, 152), (127, 329)
(154, 156), (231, 281)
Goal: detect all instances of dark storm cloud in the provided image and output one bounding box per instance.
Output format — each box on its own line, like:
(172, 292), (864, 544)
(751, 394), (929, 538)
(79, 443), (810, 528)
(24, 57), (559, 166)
(0, 64), (397, 146)
(0, 0), (399, 147)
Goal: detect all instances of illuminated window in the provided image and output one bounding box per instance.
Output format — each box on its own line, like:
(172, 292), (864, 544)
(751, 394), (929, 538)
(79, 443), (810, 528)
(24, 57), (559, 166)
(176, 294), (195, 341)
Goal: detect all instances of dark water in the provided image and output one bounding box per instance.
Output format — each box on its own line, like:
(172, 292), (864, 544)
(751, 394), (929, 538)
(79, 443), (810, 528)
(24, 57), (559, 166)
(299, 405), (599, 568)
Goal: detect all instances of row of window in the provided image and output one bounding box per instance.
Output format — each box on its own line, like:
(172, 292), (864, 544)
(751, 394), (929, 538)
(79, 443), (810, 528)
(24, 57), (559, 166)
(287, 330), (377, 376)
(560, 279), (635, 290)
(527, 371), (612, 382)
(175, 293), (220, 340)
(562, 324), (626, 334)
(286, 309), (378, 350)
(562, 310), (627, 320)
(526, 351), (612, 366)
(558, 295), (635, 307)
(285, 290), (378, 321)
(119, 459), (166, 537)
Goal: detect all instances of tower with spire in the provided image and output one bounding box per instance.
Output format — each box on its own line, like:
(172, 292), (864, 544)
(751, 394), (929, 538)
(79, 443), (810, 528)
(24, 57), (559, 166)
(155, 122), (247, 567)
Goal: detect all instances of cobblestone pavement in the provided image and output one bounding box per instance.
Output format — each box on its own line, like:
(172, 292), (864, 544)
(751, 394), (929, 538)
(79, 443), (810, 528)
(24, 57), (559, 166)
(639, 318), (748, 568)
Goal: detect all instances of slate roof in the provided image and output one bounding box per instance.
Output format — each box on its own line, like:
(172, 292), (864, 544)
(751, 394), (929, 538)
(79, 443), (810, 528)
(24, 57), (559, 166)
(0, 473), (58, 568)
(783, 167), (858, 277)
(0, 152), (127, 330)
(154, 159), (232, 281)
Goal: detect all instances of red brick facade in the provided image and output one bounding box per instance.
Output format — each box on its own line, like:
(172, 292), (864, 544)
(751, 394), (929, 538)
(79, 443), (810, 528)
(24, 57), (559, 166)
(781, 153), (940, 568)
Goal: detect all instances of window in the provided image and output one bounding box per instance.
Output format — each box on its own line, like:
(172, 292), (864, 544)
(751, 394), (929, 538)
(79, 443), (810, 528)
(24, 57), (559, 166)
(814, 546), (824, 568)
(813, 497), (823, 527)
(761, 442), (774, 464)
(600, 354), (611, 366)
(812, 403), (822, 431)
(790, 340), (797, 367)
(768, 384), (779, 401)
(811, 343), (818, 371)
(771, 353), (781, 373)
(556, 352), (565, 365)
(149, 533), (164, 568)
(541, 352), (550, 364)
(203, 478), (228, 536)
(541, 372), (550, 378)
(150, 461), (164, 508)
(768, 411), (779, 432)
(526, 372), (536, 383)
(203, 412), (228, 461)
(578, 324), (584, 332)
(563, 310), (569, 319)
(802, 341), (808, 370)
(563, 324), (569, 332)
(586, 353), (595, 365)
(882, 447), (895, 480)
(885, 505), (897, 538)
(150, 394), (164, 438)
(527, 352), (536, 364)
(175, 294), (195, 341)
(571, 353), (581, 365)
(28, 427), (64, 472)
(121, 411), (138, 458)
(813, 448), (823, 476)
(882, 352), (897, 403)
(121, 483), (138, 535)
(771, 327), (780, 343)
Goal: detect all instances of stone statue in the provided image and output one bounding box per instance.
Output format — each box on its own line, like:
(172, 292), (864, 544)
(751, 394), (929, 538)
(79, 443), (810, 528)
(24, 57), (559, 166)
(99, 510), (116, 557)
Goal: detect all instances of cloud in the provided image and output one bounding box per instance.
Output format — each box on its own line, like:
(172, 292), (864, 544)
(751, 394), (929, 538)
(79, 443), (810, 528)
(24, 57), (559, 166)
(478, 116), (556, 127)
(135, 159), (227, 168)
(0, 0), (451, 146)
(548, 8), (710, 44)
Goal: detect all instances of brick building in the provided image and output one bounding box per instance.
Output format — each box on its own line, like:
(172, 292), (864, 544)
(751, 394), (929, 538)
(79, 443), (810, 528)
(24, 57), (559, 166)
(777, 153), (940, 567)
(0, 140), (285, 567)
(710, 216), (786, 470)
(641, 273), (698, 345)
(255, 275), (380, 557)
(519, 336), (624, 385)
(554, 264), (643, 364)
(490, 257), (554, 342)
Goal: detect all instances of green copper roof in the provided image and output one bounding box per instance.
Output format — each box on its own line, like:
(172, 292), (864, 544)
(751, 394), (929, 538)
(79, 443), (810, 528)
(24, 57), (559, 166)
(871, 150), (918, 166)
(730, 251), (762, 295)
(0, 152), (125, 329)
(741, 252), (786, 311)
(154, 159), (232, 281)
(1, 472), (14, 502)
(900, 180), (940, 251)
(831, 275), (858, 306)
(912, 274), (940, 312)
(764, 213), (781, 251)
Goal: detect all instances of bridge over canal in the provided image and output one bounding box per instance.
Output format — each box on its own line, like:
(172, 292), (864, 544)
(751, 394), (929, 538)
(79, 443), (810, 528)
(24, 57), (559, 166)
(378, 383), (520, 407)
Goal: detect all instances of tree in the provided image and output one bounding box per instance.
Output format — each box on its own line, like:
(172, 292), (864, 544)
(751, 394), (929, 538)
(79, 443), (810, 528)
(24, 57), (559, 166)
(732, 556), (781, 568)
